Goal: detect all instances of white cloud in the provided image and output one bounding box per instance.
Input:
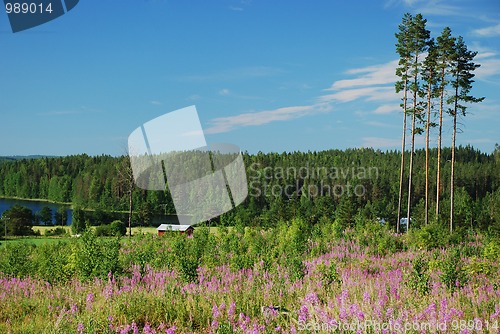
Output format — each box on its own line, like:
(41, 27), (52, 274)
(205, 104), (332, 134)
(365, 121), (397, 128)
(373, 104), (401, 114)
(318, 59), (400, 105)
(319, 86), (397, 103)
(150, 100), (162, 106)
(416, 2), (463, 17)
(327, 60), (399, 90)
(38, 110), (81, 116)
(178, 66), (284, 82)
(475, 52), (497, 60)
(187, 94), (201, 101)
(219, 88), (230, 96)
(472, 23), (500, 37)
(475, 57), (500, 80)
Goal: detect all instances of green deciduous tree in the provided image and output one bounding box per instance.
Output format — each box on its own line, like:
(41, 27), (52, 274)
(55, 206), (68, 227)
(71, 207), (86, 235)
(2, 204), (34, 236)
(39, 206), (53, 225)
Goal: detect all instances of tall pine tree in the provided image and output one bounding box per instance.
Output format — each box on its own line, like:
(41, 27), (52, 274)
(435, 27), (455, 220)
(448, 36), (484, 233)
(395, 13), (412, 233)
(422, 39), (438, 225)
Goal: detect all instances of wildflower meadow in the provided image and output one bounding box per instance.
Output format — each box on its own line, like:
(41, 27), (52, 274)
(1, 220), (499, 333)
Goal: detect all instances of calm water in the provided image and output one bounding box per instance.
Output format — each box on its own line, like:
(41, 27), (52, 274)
(0, 198), (72, 225)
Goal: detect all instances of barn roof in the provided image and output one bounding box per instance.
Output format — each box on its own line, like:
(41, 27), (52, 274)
(157, 224), (193, 232)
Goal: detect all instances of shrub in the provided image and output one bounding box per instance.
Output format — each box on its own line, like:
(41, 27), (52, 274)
(95, 221), (126, 237)
(407, 221), (450, 250)
(439, 247), (468, 291)
(76, 229), (121, 280)
(95, 224), (115, 237)
(317, 262), (341, 285)
(482, 239), (500, 261)
(44, 226), (67, 236)
(111, 220), (127, 236)
(0, 242), (36, 277)
(406, 255), (430, 295)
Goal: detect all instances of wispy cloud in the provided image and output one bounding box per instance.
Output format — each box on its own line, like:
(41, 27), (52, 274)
(415, 2), (463, 17)
(365, 121), (397, 128)
(186, 94), (201, 101)
(38, 107), (101, 116)
(472, 23), (500, 37)
(150, 100), (162, 106)
(178, 66), (284, 83)
(373, 104), (400, 114)
(319, 86), (396, 103)
(205, 104), (332, 134)
(319, 59), (399, 104)
(327, 60), (399, 90)
(219, 88), (230, 96)
(38, 110), (81, 116)
(475, 52), (500, 80)
(228, 0), (251, 11)
(205, 59), (401, 134)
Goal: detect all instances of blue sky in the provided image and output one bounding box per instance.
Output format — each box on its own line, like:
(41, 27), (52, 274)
(1, 0), (499, 156)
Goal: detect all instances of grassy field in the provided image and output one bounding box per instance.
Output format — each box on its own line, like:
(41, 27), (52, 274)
(32, 225), (72, 234)
(1, 221), (499, 333)
(0, 237), (69, 246)
(1, 226), (223, 246)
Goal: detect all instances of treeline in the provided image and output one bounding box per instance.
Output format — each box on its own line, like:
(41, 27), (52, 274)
(0, 145), (499, 232)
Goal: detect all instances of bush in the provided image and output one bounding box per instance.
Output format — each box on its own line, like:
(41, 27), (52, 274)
(482, 238), (500, 261)
(0, 242), (36, 277)
(439, 247), (468, 291)
(76, 229), (121, 280)
(407, 221), (450, 250)
(111, 220), (127, 236)
(95, 224), (115, 237)
(44, 226), (67, 236)
(355, 220), (402, 255)
(406, 255), (430, 295)
(95, 221), (126, 237)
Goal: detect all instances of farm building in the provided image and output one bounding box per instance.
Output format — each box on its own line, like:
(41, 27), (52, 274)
(157, 224), (194, 236)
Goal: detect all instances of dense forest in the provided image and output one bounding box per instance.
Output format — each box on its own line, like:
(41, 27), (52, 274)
(0, 145), (499, 232)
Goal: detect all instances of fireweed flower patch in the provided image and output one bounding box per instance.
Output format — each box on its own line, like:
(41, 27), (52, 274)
(0, 226), (499, 333)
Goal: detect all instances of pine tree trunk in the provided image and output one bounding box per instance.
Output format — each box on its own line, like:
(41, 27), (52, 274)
(425, 72), (432, 226)
(407, 109), (415, 231)
(450, 76), (459, 234)
(397, 77), (408, 234)
(436, 67), (445, 219)
(407, 54), (419, 231)
(450, 113), (456, 233)
(128, 188), (133, 237)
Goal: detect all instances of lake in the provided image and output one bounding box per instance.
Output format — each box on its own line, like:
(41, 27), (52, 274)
(0, 198), (72, 225)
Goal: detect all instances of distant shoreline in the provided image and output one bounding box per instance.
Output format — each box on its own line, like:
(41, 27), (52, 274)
(0, 196), (135, 215)
(0, 196), (72, 207)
